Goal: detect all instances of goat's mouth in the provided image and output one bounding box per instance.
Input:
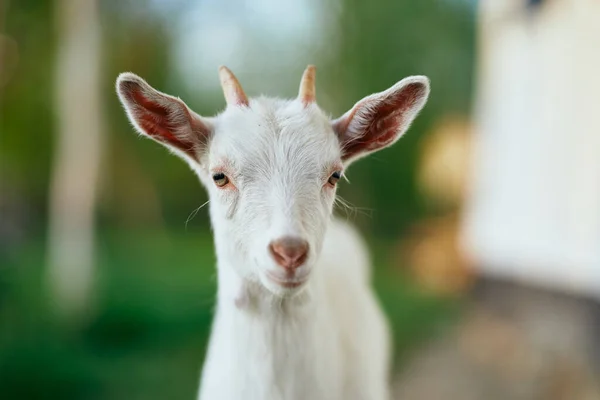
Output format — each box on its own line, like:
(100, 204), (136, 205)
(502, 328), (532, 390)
(265, 270), (309, 289)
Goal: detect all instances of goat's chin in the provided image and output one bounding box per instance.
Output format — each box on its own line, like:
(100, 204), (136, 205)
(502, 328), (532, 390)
(258, 272), (309, 298)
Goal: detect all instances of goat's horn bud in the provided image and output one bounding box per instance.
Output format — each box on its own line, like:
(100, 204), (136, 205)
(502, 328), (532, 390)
(218, 66), (249, 107)
(298, 65), (316, 105)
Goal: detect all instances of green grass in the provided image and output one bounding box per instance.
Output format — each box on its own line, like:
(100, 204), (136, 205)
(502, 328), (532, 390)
(0, 230), (459, 399)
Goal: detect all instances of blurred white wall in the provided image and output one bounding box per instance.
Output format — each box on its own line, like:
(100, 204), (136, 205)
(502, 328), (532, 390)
(463, 0), (600, 297)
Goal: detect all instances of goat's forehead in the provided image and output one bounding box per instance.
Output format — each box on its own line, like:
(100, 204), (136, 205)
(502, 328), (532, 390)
(209, 98), (341, 169)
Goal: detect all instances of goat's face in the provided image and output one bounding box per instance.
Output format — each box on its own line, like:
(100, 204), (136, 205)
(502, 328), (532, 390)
(117, 66), (429, 297)
(205, 100), (341, 295)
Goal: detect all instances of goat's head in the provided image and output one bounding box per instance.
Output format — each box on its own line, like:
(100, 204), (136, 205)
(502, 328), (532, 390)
(116, 66), (429, 297)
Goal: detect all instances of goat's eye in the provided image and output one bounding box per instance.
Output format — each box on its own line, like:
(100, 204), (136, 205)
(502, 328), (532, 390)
(328, 171), (341, 186)
(212, 172), (229, 187)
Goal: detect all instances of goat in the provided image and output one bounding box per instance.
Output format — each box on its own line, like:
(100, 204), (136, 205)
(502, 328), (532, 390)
(116, 65), (430, 400)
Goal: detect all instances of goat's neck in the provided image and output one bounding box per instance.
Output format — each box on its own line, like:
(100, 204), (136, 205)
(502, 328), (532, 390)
(202, 226), (340, 399)
(201, 256), (333, 399)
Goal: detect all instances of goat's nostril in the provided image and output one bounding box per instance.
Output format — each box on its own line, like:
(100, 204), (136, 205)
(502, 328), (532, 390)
(269, 237), (309, 269)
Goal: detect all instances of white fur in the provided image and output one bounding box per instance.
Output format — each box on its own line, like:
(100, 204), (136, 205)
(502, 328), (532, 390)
(200, 219), (391, 400)
(116, 72), (430, 400)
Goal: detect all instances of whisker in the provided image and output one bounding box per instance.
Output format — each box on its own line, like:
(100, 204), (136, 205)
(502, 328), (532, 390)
(334, 195), (373, 220)
(185, 199), (211, 230)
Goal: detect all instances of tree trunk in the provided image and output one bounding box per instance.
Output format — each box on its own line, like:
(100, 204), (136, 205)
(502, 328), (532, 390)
(47, 0), (103, 319)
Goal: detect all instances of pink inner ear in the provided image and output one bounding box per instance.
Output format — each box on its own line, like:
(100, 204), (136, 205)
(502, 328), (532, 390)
(340, 82), (425, 160)
(130, 88), (196, 158)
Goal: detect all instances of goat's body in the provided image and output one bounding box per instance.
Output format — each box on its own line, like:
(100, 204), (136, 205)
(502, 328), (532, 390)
(117, 67), (429, 400)
(198, 218), (391, 400)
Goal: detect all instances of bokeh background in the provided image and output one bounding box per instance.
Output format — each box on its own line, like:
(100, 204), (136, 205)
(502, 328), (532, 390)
(1, 0), (599, 399)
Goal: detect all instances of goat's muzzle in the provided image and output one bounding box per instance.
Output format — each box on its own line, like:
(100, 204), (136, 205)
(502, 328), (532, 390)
(268, 236), (309, 272)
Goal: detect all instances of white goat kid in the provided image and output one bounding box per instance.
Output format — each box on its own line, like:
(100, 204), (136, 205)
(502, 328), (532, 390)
(116, 66), (430, 400)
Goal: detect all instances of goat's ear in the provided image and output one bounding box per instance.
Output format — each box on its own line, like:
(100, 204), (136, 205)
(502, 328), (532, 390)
(332, 76), (430, 165)
(116, 72), (212, 163)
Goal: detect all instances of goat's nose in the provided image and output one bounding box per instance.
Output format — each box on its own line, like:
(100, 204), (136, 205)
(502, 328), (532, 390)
(269, 237), (309, 270)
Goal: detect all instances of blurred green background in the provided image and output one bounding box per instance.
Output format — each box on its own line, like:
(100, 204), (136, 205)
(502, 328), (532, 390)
(0, 0), (475, 398)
